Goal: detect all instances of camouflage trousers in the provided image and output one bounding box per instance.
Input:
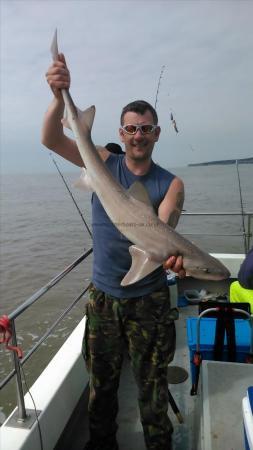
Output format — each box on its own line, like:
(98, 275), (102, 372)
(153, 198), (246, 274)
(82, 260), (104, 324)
(83, 283), (177, 450)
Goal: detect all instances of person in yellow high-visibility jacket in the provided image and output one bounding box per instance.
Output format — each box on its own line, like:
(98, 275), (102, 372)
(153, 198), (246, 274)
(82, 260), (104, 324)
(230, 247), (253, 313)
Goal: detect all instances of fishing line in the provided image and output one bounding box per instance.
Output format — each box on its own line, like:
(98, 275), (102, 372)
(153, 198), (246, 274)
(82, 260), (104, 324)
(154, 65), (165, 110)
(20, 364), (44, 450)
(50, 153), (93, 238)
(235, 159), (247, 253)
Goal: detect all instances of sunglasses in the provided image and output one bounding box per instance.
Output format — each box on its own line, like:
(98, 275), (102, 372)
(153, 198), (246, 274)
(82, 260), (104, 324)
(121, 124), (158, 135)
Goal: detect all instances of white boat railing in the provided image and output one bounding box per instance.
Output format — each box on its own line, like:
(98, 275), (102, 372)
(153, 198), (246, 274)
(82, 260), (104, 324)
(181, 211), (253, 252)
(0, 248), (93, 427)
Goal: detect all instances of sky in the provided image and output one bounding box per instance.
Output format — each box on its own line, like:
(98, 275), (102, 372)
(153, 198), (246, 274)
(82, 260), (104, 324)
(1, 0), (252, 174)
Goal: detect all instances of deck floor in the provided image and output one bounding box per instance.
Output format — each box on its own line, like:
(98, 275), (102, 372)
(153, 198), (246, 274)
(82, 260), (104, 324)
(55, 304), (199, 450)
(118, 304), (199, 450)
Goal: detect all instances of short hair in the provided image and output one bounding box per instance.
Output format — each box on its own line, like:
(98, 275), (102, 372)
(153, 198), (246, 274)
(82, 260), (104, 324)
(120, 100), (158, 125)
(105, 143), (124, 154)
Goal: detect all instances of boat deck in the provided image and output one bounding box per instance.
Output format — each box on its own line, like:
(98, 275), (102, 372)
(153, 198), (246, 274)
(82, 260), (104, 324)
(3, 273), (250, 450)
(55, 304), (199, 450)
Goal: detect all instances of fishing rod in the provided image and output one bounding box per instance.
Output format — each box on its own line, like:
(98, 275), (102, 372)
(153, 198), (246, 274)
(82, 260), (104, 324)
(154, 65), (165, 110)
(235, 159), (247, 253)
(50, 153), (92, 238)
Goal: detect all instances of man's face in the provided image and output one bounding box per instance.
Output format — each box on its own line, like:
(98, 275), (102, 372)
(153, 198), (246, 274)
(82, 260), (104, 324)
(119, 110), (161, 162)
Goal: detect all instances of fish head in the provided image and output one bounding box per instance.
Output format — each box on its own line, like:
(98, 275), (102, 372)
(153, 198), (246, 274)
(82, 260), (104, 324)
(184, 254), (231, 281)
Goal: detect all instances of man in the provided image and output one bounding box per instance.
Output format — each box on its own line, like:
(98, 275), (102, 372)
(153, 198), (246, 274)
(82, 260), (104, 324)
(42, 53), (185, 450)
(230, 247), (253, 313)
(238, 246), (253, 290)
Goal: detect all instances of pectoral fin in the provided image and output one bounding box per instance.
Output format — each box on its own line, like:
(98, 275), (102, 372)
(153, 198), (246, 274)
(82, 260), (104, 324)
(121, 245), (161, 286)
(73, 168), (93, 192)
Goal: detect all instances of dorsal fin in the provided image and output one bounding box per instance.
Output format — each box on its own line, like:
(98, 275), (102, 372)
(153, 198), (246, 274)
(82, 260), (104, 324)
(127, 181), (153, 207)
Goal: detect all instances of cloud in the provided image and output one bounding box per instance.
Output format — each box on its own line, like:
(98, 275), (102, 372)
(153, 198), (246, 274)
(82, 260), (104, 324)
(1, 0), (253, 173)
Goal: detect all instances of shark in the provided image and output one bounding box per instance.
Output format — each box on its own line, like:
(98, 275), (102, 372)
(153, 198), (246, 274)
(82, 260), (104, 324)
(50, 31), (230, 286)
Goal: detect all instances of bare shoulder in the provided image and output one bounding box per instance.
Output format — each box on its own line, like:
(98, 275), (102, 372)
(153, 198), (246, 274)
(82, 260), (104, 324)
(163, 176), (185, 202)
(95, 146), (111, 161)
(158, 176), (185, 227)
(168, 176), (184, 194)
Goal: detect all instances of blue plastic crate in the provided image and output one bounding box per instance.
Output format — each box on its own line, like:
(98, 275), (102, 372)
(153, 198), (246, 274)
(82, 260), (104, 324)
(187, 317), (251, 382)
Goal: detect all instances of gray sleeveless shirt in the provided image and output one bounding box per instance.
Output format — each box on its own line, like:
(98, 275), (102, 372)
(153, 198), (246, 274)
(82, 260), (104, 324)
(91, 154), (175, 298)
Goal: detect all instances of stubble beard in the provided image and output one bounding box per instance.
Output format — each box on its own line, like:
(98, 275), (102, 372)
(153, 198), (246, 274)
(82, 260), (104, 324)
(127, 142), (154, 163)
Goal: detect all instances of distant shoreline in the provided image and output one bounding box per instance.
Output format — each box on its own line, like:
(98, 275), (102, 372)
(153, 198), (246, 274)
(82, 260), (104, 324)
(188, 157), (253, 167)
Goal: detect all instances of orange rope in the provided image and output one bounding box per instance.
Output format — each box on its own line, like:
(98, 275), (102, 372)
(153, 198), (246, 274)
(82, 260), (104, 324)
(0, 315), (23, 359)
